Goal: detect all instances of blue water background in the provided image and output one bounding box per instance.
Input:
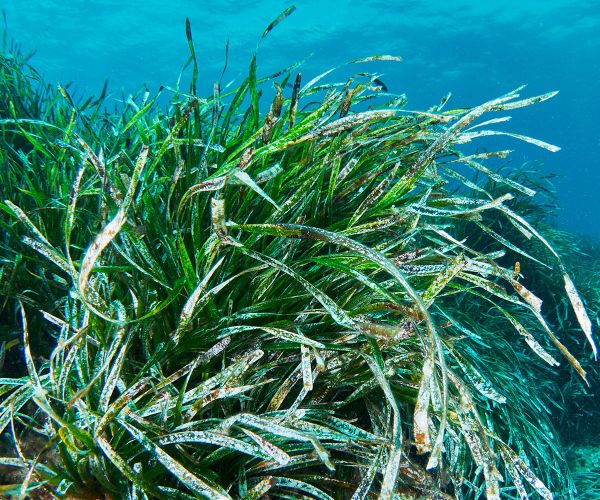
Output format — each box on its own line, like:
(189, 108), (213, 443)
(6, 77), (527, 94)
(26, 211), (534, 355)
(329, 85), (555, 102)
(3, 0), (599, 239)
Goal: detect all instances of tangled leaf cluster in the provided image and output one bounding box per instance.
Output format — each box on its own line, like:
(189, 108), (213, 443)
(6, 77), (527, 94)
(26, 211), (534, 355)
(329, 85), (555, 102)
(0, 9), (596, 499)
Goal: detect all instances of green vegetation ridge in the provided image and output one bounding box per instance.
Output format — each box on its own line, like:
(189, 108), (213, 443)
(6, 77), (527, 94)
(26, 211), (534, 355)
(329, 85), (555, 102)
(0, 8), (597, 499)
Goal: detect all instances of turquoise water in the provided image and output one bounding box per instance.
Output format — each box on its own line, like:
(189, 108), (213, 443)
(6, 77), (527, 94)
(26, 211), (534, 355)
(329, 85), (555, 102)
(3, 0), (599, 238)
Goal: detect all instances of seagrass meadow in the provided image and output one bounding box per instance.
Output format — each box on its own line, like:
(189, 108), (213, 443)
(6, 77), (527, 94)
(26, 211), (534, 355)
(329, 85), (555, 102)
(0, 8), (599, 499)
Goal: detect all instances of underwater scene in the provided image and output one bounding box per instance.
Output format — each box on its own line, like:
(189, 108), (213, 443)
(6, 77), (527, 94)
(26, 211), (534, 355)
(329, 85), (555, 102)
(0, 0), (598, 498)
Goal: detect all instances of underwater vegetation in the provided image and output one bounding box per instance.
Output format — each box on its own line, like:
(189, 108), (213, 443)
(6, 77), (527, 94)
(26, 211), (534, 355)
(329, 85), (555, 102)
(0, 8), (598, 499)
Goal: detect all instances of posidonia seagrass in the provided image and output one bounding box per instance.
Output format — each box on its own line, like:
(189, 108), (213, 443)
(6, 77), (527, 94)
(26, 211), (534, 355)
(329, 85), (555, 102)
(0, 7), (596, 499)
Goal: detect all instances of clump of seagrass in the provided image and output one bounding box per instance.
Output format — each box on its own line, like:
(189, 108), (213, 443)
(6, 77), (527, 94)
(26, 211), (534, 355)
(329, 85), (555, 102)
(0, 8), (596, 499)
